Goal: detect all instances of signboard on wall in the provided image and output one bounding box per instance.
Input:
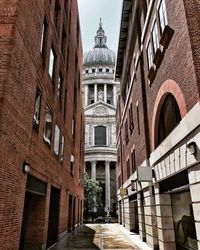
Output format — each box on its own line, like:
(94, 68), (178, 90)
(137, 166), (153, 182)
(120, 188), (128, 196)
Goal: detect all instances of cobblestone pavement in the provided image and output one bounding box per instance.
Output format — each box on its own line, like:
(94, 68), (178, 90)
(50, 223), (141, 250)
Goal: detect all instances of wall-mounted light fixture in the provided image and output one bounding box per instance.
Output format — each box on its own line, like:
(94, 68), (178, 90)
(23, 161), (30, 173)
(187, 142), (197, 155)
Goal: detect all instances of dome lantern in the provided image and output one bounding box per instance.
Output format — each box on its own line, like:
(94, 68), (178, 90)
(94, 18), (108, 49)
(83, 19), (116, 67)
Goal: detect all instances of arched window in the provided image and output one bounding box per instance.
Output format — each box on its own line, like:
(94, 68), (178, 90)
(94, 126), (106, 146)
(158, 94), (181, 145)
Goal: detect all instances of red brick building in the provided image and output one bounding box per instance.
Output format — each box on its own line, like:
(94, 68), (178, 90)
(0, 0), (84, 249)
(116, 0), (200, 249)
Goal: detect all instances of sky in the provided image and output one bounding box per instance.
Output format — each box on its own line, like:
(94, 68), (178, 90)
(77, 0), (123, 54)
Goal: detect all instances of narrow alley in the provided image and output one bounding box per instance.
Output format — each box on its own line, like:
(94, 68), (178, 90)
(50, 223), (150, 250)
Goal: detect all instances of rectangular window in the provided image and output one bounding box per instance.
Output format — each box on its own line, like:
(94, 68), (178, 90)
(99, 68), (102, 73)
(131, 149), (136, 174)
(129, 103), (134, 134)
(33, 86), (42, 130)
(106, 68), (109, 73)
(64, 90), (67, 120)
(49, 48), (55, 79)
(125, 120), (129, 144)
(70, 154), (74, 175)
(127, 159), (130, 178)
(54, 0), (60, 31)
(40, 19), (48, 56)
(118, 175), (121, 189)
(66, 45), (70, 74)
(54, 124), (60, 156)
(117, 147), (120, 164)
(136, 102), (140, 134)
(92, 68), (95, 73)
(57, 74), (63, 107)
(74, 85), (77, 110)
(69, 10), (72, 34)
(95, 126), (107, 146)
(76, 17), (80, 45)
(158, 0), (168, 34)
(61, 26), (67, 58)
(43, 105), (52, 145)
(147, 39), (153, 69)
(152, 21), (159, 53)
(61, 136), (65, 162)
(72, 117), (76, 140)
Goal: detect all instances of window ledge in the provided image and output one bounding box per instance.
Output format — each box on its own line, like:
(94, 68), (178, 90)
(160, 25), (174, 50)
(153, 48), (164, 68)
(147, 65), (156, 83)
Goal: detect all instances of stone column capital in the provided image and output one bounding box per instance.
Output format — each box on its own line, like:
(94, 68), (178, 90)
(91, 160), (97, 165)
(105, 160), (111, 166)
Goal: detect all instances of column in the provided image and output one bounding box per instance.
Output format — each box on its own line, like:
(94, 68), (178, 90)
(105, 161), (111, 212)
(113, 85), (116, 106)
(84, 162), (86, 172)
(104, 84), (107, 103)
(84, 85), (88, 107)
(91, 161), (96, 180)
(155, 184), (176, 250)
(94, 84), (97, 103)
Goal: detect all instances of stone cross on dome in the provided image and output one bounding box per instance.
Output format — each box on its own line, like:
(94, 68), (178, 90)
(94, 18), (108, 49)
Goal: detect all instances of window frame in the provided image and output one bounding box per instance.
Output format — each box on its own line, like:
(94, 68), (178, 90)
(49, 47), (55, 80)
(129, 103), (134, 134)
(70, 154), (74, 176)
(57, 73), (63, 107)
(61, 135), (65, 162)
(94, 125), (107, 146)
(152, 21), (159, 54)
(158, 0), (168, 35)
(43, 105), (53, 145)
(54, 124), (60, 156)
(147, 39), (153, 69)
(33, 86), (42, 131)
(40, 18), (48, 56)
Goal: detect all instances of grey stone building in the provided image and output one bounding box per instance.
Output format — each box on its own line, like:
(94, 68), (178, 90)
(82, 20), (119, 214)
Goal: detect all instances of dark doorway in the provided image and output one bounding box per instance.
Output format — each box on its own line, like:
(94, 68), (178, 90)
(47, 186), (60, 248)
(73, 197), (76, 230)
(129, 194), (139, 234)
(68, 194), (73, 232)
(19, 175), (47, 250)
(158, 94), (181, 145)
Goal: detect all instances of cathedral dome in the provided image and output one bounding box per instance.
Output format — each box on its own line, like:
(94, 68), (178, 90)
(83, 19), (116, 66)
(83, 48), (115, 66)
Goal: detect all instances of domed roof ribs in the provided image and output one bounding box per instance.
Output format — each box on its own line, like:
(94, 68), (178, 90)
(94, 18), (108, 49)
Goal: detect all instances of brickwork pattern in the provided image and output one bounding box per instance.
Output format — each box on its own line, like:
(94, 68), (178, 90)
(0, 0), (84, 249)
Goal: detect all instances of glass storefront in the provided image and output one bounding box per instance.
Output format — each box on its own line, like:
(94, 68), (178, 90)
(171, 191), (197, 250)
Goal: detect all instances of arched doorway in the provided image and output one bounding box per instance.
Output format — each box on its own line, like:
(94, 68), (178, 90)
(157, 93), (181, 145)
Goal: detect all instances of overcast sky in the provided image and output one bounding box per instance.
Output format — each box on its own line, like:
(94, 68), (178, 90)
(77, 0), (123, 54)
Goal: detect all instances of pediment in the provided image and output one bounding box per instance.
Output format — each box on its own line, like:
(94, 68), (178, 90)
(84, 101), (116, 116)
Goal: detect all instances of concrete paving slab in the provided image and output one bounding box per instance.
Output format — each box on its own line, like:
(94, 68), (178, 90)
(49, 223), (151, 250)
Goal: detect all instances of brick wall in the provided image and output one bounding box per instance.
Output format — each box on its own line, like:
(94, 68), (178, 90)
(116, 0), (200, 187)
(0, 0), (84, 249)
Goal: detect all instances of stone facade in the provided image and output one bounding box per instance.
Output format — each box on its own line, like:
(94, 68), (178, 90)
(116, 0), (200, 249)
(0, 0), (84, 249)
(83, 20), (119, 214)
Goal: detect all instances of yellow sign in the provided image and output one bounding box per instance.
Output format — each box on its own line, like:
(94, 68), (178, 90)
(120, 188), (128, 196)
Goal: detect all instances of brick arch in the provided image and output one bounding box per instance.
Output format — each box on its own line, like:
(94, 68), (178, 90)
(152, 79), (187, 150)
